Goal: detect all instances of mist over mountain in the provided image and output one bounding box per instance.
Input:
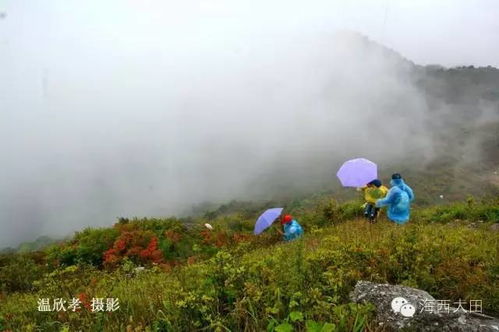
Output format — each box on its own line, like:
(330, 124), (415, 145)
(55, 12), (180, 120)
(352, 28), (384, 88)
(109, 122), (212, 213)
(227, 33), (499, 202)
(1, 31), (498, 249)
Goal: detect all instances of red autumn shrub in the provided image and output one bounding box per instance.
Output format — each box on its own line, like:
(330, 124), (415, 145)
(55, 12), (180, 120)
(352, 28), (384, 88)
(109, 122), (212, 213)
(200, 229), (212, 244)
(78, 292), (92, 310)
(214, 233), (228, 248)
(232, 233), (251, 244)
(103, 230), (164, 266)
(139, 237), (163, 264)
(164, 230), (182, 243)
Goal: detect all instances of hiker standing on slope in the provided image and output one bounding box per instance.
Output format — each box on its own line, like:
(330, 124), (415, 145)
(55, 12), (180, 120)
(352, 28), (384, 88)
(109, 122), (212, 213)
(359, 179), (389, 223)
(375, 173), (415, 224)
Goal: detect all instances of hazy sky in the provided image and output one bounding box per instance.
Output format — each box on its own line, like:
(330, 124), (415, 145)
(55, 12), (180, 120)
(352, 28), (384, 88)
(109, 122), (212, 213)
(2, 0), (498, 67)
(0, 0), (498, 247)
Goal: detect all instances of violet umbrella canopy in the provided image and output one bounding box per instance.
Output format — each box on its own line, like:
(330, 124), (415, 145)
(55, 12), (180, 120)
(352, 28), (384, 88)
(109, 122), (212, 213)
(254, 208), (283, 235)
(336, 158), (377, 188)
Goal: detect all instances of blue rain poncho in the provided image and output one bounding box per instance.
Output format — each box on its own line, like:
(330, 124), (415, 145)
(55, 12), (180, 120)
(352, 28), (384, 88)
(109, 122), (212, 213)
(283, 220), (304, 241)
(375, 178), (414, 224)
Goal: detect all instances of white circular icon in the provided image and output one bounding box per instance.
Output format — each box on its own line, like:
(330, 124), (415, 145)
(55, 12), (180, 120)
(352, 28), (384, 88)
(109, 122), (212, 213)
(391, 297), (408, 313)
(400, 303), (416, 317)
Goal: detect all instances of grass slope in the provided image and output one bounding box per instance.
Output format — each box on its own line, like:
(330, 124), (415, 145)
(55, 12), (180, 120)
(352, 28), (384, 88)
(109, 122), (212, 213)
(0, 197), (498, 331)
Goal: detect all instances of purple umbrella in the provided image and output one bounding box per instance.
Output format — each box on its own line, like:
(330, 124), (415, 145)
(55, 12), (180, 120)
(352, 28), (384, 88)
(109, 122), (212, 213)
(254, 208), (283, 235)
(336, 158), (377, 188)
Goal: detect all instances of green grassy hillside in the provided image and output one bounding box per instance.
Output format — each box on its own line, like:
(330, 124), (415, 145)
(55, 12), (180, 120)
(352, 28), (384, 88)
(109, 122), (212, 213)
(0, 196), (498, 331)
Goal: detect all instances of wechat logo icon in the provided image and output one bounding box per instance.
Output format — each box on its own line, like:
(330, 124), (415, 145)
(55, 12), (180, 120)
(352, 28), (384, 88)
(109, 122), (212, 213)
(391, 297), (416, 318)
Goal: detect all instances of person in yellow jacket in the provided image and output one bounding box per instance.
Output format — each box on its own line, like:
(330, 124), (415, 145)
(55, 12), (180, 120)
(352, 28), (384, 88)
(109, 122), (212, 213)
(358, 179), (388, 223)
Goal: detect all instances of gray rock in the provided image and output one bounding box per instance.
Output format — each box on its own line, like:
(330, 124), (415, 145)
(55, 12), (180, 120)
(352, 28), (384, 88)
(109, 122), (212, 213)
(350, 280), (499, 331)
(490, 224), (499, 232)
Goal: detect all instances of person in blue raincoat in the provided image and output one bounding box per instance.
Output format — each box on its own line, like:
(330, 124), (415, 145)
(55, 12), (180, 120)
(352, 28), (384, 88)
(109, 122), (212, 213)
(277, 214), (304, 241)
(375, 173), (415, 224)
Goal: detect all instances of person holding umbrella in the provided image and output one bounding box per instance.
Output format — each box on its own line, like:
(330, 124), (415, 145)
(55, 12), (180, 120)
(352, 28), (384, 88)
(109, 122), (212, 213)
(358, 179), (388, 223)
(337, 158), (381, 222)
(375, 173), (415, 224)
(276, 214), (304, 242)
(253, 209), (303, 242)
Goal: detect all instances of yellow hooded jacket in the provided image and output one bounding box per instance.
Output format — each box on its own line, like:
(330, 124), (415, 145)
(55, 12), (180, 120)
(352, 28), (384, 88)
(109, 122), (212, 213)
(362, 185), (389, 204)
